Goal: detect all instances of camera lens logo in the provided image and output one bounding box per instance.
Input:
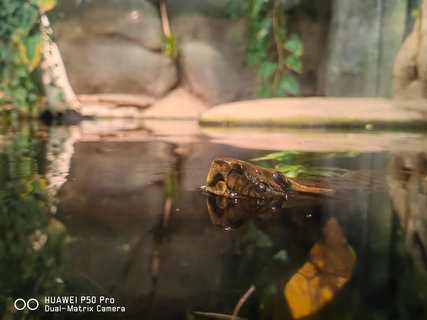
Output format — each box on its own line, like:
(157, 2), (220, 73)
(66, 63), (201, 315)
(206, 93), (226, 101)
(14, 298), (39, 311)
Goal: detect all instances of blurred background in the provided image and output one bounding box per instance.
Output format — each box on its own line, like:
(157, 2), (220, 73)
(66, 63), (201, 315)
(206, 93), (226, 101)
(1, 1), (427, 320)
(1, 0), (426, 117)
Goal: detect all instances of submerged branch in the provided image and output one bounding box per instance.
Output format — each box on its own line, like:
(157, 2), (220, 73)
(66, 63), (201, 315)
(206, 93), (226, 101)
(194, 311), (246, 320)
(232, 285), (256, 320)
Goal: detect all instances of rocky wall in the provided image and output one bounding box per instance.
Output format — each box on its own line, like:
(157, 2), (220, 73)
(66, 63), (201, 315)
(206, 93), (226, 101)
(394, 0), (427, 99)
(53, 0), (421, 103)
(53, 0), (251, 105)
(319, 0), (410, 97)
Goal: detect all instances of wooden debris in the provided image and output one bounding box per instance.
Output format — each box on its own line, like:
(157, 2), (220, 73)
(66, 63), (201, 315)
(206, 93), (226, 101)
(194, 311), (246, 320)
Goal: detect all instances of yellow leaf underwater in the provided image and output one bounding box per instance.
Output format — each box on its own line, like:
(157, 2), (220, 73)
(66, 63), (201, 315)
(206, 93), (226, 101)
(284, 218), (356, 318)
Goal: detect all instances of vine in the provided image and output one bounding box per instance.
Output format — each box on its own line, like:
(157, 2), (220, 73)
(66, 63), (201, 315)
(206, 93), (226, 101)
(227, 0), (303, 97)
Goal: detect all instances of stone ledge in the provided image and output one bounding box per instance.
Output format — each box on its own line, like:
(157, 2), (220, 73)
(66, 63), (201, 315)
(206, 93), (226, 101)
(200, 98), (427, 128)
(141, 88), (209, 120)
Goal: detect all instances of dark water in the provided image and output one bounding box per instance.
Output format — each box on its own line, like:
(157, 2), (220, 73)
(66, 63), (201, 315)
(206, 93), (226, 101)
(1, 122), (426, 320)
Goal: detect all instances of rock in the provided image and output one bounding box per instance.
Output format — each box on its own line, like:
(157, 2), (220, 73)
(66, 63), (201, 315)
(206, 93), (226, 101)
(167, 0), (229, 17)
(171, 12), (219, 44)
(80, 103), (140, 118)
(320, 0), (407, 97)
(53, 0), (176, 96)
(78, 94), (155, 108)
(142, 88), (209, 119)
(58, 38), (178, 97)
(200, 97), (426, 127)
(180, 41), (244, 105)
(394, 0), (427, 99)
(288, 4), (331, 96)
(168, 0), (252, 104)
(418, 0), (427, 94)
(54, 0), (163, 51)
(394, 21), (421, 97)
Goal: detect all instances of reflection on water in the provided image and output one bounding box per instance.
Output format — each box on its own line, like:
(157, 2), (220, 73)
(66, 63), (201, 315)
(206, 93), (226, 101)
(206, 195), (287, 229)
(0, 122), (426, 319)
(0, 123), (67, 319)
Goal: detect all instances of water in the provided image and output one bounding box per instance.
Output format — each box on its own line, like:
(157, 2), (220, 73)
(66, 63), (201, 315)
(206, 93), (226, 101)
(1, 120), (426, 320)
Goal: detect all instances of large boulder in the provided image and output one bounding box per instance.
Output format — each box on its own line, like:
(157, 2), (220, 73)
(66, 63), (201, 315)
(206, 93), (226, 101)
(168, 0), (252, 104)
(179, 41), (244, 105)
(55, 0), (163, 51)
(59, 38), (177, 96)
(166, 0), (229, 17)
(53, 0), (177, 96)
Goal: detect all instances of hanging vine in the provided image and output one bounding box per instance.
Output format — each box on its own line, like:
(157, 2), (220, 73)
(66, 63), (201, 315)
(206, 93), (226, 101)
(227, 0), (303, 97)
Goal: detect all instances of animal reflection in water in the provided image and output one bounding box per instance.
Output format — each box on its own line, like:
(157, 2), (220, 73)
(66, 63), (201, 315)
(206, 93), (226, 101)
(284, 218), (356, 318)
(206, 198), (356, 317)
(203, 160), (356, 318)
(205, 194), (289, 229)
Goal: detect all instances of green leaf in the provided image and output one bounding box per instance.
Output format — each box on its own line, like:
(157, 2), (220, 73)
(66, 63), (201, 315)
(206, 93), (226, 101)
(251, 150), (358, 177)
(259, 61), (277, 80)
(19, 34), (42, 67)
(251, 151), (300, 162)
(165, 34), (178, 59)
(278, 75), (299, 96)
(251, 0), (264, 17)
(256, 16), (273, 40)
(58, 91), (65, 103)
(283, 33), (303, 56)
(273, 250), (288, 262)
(13, 87), (28, 102)
(285, 53), (302, 73)
(275, 164), (305, 177)
(256, 86), (273, 98)
(247, 41), (267, 67)
(37, 0), (57, 11)
(411, 7), (421, 18)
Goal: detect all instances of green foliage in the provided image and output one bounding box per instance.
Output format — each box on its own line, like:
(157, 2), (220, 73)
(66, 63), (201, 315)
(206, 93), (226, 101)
(0, 0), (56, 117)
(252, 150), (360, 178)
(165, 33), (179, 59)
(0, 124), (66, 318)
(227, 0), (304, 97)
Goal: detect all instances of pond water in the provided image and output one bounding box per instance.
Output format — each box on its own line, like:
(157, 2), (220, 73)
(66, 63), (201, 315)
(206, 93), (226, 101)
(1, 120), (426, 320)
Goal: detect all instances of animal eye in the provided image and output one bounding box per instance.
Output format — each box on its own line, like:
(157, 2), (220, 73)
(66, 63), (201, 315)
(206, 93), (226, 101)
(272, 171), (286, 185)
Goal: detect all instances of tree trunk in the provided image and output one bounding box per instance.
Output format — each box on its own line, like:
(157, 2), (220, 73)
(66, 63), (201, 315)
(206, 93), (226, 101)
(39, 12), (80, 112)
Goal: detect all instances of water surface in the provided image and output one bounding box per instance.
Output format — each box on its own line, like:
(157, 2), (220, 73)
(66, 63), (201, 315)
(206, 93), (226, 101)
(1, 121), (426, 320)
